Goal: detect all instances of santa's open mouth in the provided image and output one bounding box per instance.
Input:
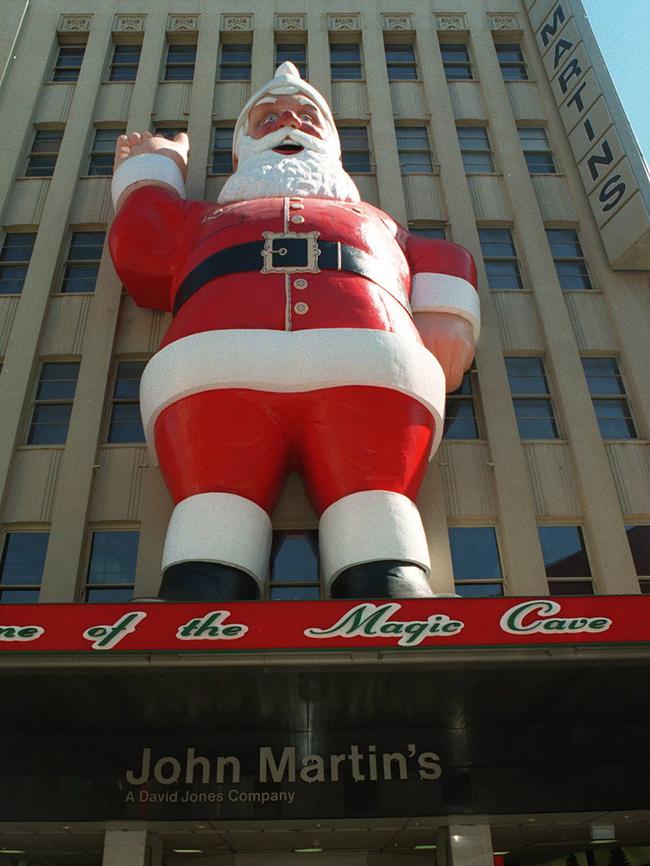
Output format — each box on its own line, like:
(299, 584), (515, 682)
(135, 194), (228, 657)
(273, 142), (304, 155)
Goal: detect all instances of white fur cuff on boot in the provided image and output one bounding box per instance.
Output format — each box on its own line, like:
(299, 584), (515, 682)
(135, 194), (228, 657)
(161, 492), (272, 590)
(319, 490), (431, 591)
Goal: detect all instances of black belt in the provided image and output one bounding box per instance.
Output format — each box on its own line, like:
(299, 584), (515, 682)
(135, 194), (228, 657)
(173, 233), (393, 316)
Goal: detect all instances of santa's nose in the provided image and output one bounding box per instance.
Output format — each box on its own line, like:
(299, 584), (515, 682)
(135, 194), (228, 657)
(275, 109), (301, 129)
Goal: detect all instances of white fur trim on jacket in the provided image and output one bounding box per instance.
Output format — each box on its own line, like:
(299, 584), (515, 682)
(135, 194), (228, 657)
(161, 492), (272, 587)
(319, 490), (431, 588)
(140, 328), (446, 465)
(111, 153), (186, 210)
(411, 273), (480, 342)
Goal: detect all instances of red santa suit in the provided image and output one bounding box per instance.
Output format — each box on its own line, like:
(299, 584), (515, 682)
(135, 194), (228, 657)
(109, 175), (478, 595)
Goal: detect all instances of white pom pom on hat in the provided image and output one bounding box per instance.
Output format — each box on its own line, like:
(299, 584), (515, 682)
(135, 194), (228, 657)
(232, 61), (339, 159)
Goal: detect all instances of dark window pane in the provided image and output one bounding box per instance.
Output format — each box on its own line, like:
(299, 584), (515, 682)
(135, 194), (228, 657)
(445, 65), (473, 80)
(53, 45), (85, 81)
(387, 65), (418, 80)
(547, 580), (594, 596)
(28, 362), (79, 445)
(61, 264), (99, 293)
(385, 45), (416, 63)
(331, 65), (362, 80)
(86, 587), (134, 602)
(87, 531), (139, 585)
(539, 525), (591, 577)
(155, 127), (186, 140)
(625, 525), (650, 576)
(0, 588), (41, 603)
(221, 45), (252, 62)
(331, 44), (361, 59)
(409, 226), (446, 239)
(501, 65), (528, 80)
(270, 531), (319, 584)
(449, 527), (502, 580)
(0, 265), (28, 294)
(443, 400), (479, 439)
(0, 533), (48, 585)
(271, 585), (320, 600)
(455, 582), (503, 598)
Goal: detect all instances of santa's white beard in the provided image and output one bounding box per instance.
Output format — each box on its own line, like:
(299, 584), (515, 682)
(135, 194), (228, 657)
(217, 128), (361, 204)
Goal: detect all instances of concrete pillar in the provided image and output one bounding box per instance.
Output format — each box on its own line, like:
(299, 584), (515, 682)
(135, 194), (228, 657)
(469, 8), (639, 594)
(414, 6), (548, 595)
(102, 829), (162, 866)
(438, 825), (494, 866)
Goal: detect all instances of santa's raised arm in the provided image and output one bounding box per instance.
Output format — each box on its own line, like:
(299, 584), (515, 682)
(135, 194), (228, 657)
(109, 62), (479, 602)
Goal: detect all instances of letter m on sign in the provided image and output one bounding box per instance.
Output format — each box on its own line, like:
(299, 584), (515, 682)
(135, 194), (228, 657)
(540, 4), (566, 47)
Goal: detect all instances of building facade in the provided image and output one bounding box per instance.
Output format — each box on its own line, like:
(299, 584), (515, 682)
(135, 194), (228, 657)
(0, 0), (649, 864)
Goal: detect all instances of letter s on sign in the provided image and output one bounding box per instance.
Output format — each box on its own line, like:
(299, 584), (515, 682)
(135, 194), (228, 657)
(599, 174), (626, 213)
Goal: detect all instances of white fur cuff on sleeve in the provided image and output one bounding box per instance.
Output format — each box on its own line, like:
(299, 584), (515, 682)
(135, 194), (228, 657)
(111, 153), (186, 210)
(411, 273), (480, 342)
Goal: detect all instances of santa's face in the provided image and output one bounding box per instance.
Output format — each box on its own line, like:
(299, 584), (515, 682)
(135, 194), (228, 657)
(217, 93), (360, 204)
(246, 95), (328, 153)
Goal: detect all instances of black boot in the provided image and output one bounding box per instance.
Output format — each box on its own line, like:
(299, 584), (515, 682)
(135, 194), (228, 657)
(330, 560), (433, 599)
(159, 562), (260, 601)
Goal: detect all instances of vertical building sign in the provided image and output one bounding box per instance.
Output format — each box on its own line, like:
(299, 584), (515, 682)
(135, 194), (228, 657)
(525, 0), (650, 269)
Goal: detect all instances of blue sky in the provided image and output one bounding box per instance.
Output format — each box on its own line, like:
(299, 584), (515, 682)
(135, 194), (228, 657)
(581, 0), (650, 161)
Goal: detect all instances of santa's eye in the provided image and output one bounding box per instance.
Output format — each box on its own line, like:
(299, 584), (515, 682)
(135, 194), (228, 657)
(300, 113), (313, 122)
(261, 113), (278, 125)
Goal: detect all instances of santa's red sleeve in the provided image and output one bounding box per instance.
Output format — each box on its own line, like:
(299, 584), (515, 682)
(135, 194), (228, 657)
(109, 154), (199, 312)
(404, 233), (480, 343)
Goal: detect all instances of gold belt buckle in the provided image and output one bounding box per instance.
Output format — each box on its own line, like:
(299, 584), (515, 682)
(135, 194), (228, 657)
(261, 231), (321, 274)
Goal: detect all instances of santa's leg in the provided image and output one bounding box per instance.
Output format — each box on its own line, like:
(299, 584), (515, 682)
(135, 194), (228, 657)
(153, 390), (291, 601)
(298, 386), (436, 599)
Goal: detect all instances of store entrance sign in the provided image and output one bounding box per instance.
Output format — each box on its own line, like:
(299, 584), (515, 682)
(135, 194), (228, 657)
(0, 596), (646, 655)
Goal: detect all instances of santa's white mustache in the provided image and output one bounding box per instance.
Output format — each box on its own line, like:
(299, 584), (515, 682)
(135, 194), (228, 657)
(240, 126), (336, 157)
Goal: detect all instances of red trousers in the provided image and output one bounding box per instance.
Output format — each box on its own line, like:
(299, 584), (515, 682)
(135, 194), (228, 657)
(154, 386), (435, 515)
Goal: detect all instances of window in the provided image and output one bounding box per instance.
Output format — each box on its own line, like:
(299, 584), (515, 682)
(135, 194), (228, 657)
(52, 43), (85, 82)
(339, 127), (371, 173)
(85, 530), (139, 602)
(164, 42), (196, 81)
(444, 370), (480, 440)
(107, 360), (146, 443)
(154, 125), (187, 141)
(211, 127), (234, 174)
(25, 129), (63, 178)
(505, 356), (559, 439)
(109, 43), (141, 82)
(440, 43), (473, 80)
(88, 128), (123, 176)
(518, 126), (556, 174)
(0, 232), (37, 295)
(385, 43), (417, 80)
(218, 43), (252, 81)
(457, 126), (494, 173)
(449, 527), (503, 597)
(270, 530), (320, 600)
(396, 126), (433, 174)
(275, 42), (307, 78)
(27, 362), (80, 445)
(495, 43), (529, 81)
(582, 357), (637, 439)
(59, 231), (105, 294)
(330, 42), (363, 80)
(625, 525), (650, 592)
(0, 532), (48, 603)
(478, 228), (523, 290)
(408, 224), (446, 240)
(539, 525), (593, 595)
(546, 228), (592, 290)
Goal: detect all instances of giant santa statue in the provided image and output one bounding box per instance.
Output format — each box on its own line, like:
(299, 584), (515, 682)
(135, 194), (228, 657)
(109, 62), (479, 602)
